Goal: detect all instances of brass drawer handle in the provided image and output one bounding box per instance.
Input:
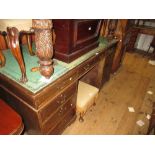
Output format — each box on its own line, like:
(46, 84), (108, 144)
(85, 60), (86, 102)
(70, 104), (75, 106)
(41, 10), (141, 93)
(57, 94), (67, 104)
(57, 76), (73, 90)
(56, 100), (60, 104)
(58, 107), (64, 115)
(88, 26), (92, 31)
(83, 64), (90, 71)
(57, 82), (66, 90)
(60, 95), (66, 104)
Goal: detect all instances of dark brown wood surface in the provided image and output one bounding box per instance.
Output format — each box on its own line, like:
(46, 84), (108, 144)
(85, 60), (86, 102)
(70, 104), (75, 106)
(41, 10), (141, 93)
(102, 46), (116, 85)
(0, 98), (24, 135)
(147, 103), (155, 134)
(53, 20), (102, 63)
(126, 27), (140, 51)
(39, 82), (77, 122)
(111, 19), (128, 73)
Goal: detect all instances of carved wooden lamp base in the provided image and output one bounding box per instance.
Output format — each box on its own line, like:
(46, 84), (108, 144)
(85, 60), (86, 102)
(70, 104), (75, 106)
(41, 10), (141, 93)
(39, 59), (54, 79)
(32, 19), (54, 79)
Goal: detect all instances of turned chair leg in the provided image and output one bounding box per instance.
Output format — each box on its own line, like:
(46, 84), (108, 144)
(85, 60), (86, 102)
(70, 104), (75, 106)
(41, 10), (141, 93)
(0, 50), (6, 68)
(7, 27), (28, 83)
(26, 34), (35, 56)
(0, 32), (6, 67)
(32, 19), (54, 79)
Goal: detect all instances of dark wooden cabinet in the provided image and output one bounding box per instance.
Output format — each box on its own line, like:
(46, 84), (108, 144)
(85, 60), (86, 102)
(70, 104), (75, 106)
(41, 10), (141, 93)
(79, 43), (117, 89)
(126, 28), (139, 51)
(41, 82), (77, 134)
(53, 19), (102, 63)
(102, 45), (116, 85)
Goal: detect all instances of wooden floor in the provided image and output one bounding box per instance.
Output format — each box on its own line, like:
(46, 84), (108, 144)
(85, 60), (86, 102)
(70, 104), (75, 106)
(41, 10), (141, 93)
(63, 52), (155, 135)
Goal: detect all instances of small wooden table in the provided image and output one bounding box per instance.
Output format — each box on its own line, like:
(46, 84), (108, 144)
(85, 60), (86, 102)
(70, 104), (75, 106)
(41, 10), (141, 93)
(0, 98), (24, 135)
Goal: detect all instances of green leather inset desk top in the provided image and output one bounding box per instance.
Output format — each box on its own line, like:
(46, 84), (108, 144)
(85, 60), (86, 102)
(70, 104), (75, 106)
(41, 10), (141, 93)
(0, 37), (116, 93)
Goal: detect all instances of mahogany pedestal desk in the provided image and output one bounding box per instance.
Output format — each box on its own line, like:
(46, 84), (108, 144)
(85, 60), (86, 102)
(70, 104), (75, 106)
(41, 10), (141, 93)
(0, 38), (118, 134)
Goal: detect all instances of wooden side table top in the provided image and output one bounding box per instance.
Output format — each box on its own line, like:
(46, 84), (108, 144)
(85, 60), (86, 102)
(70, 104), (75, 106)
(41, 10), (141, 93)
(0, 99), (24, 135)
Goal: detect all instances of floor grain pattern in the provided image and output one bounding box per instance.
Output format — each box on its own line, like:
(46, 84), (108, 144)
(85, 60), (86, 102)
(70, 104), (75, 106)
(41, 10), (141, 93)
(63, 52), (155, 135)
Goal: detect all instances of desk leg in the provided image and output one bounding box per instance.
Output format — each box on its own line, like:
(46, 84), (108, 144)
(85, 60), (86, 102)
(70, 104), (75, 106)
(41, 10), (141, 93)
(32, 19), (54, 79)
(7, 27), (28, 83)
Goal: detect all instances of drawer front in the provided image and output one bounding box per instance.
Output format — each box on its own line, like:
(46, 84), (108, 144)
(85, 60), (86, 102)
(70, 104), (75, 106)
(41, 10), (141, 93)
(73, 20), (101, 48)
(35, 69), (78, 108)
(48, 108), (76, 135)
(42, 93), (77, 133)
(78, 55), (97, 78)
(39, 82), (77, 122)
(55, 70), (78, 92)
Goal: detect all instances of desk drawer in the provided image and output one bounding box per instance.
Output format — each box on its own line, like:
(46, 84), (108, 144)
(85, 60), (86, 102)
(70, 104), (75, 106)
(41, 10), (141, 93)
(78, 56), (97, 77)
(48, 108), (76, 134)
(35, 69), (78, 108)
(55, 70), (78, 92)
(39, 82), (77, 122)
(42, 92), (77, 133)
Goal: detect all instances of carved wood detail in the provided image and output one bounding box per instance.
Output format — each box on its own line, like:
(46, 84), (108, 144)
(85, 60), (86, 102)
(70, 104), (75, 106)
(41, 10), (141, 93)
(20, 31), (35, 56)
(7, 27), (28, 83)
(32, 19), (54, 78)
(0, 31), (6, 67)
(111, 20), (128, 73)
(0, 50), (5, 67)
(27, 34), (35, 56)
(107, 19), (118, 40)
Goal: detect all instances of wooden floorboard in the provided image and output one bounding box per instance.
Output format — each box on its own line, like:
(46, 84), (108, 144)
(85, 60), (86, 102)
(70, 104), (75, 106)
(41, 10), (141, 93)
(63, 52), (155, 135)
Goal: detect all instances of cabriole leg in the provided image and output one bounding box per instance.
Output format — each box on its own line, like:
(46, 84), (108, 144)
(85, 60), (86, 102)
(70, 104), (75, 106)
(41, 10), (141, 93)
(26, 34), (35, 56)
(0, 50), (6, 68)
(7, 27), (28, 83)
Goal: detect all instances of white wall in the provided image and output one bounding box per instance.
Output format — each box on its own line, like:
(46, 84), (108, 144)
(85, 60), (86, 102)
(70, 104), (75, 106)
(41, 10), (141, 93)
(0, 19), (32, 31)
